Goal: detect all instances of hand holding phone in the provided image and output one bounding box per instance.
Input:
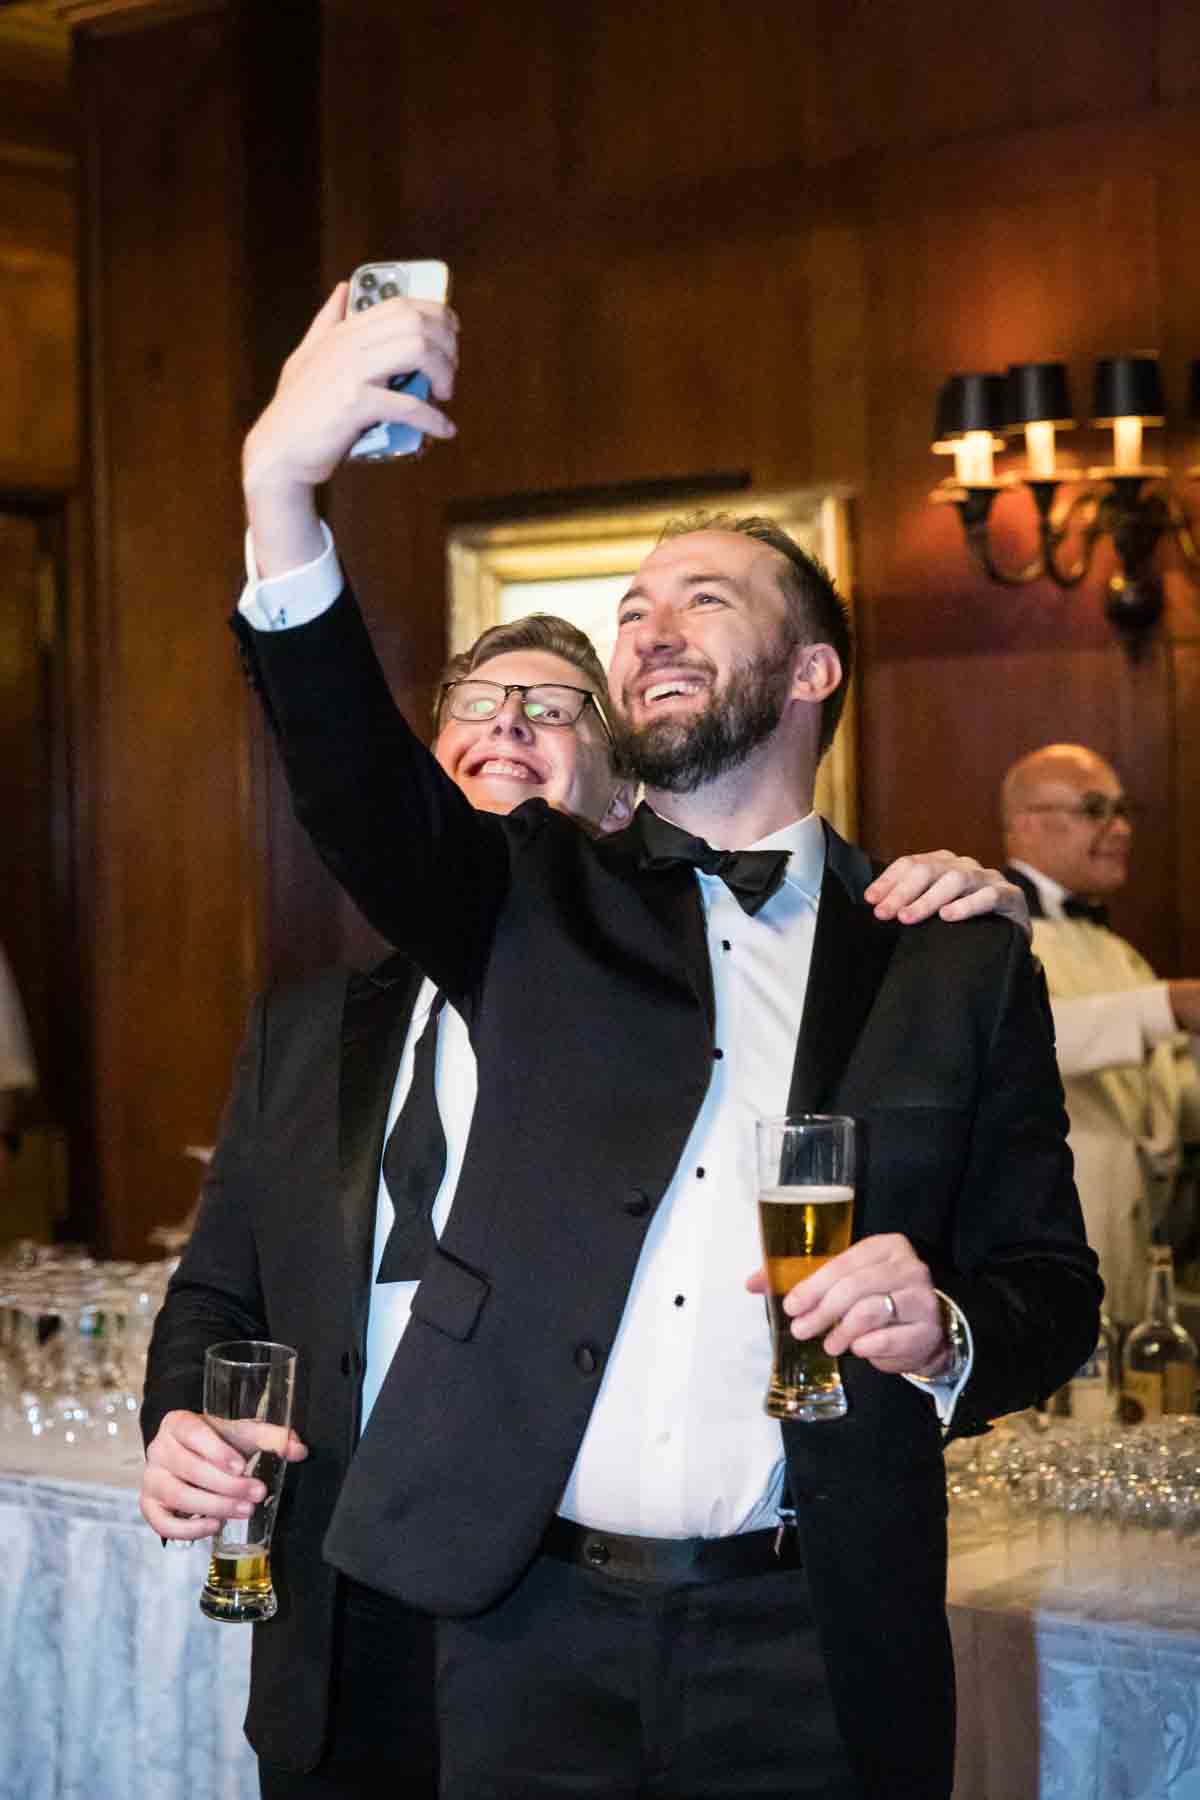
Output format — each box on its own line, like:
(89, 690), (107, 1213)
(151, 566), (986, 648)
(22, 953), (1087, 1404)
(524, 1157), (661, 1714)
(346, 259), (452, 461)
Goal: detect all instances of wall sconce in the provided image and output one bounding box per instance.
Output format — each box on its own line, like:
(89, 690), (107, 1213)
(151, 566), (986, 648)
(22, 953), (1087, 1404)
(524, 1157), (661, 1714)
(930, 354), (1200, 654)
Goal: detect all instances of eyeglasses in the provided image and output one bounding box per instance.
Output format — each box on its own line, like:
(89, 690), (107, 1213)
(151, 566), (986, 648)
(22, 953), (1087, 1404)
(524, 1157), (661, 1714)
(1020, 795), (1137, 826)
(440, 679), (612, 738)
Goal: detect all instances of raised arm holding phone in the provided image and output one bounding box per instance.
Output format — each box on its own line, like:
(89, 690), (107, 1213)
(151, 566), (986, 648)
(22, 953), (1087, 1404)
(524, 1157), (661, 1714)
(141, 276), (1099, 1800)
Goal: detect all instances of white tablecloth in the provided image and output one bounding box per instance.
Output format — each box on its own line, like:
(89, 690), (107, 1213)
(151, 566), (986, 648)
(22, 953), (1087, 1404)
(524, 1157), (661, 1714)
(0, 1455), (256, 1800)
(949, 1536), (1200, 1799)
(2, 1447), (1198, 1800)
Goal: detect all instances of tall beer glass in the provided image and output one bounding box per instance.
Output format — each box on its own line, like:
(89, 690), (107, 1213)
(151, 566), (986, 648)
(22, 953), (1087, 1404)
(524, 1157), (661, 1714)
(200, 1340), (297, 1623)
(756, 1115), (855, 1421)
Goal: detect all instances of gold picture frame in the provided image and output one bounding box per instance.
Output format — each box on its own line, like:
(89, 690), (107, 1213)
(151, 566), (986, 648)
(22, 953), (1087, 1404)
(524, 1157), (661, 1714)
(447, 486), (856, 837)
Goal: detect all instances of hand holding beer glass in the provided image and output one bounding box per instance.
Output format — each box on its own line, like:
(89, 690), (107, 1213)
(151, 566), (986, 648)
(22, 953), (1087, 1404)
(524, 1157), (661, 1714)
(200, 1340), (297, 1623)
(756, 1115), (855, 1421)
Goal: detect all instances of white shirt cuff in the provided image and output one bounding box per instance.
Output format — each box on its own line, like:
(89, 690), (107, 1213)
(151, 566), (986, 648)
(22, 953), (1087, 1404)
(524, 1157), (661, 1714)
(902, 1289), (974, 1428)
(1139, 981), (1182, 1048)
(238, 521), (343, 631)
(1050, 986), (1174, 1078)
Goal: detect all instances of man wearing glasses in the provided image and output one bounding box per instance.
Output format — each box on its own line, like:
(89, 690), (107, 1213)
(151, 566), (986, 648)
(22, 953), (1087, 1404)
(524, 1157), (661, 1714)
(142, 587), (1012, 1800)
(181, 283), (1104, 1800)
(1003, 741), (1200, 1322)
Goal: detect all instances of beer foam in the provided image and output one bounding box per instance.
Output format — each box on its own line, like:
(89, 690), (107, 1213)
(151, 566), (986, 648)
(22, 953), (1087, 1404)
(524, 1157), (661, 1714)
(758, 1184), (854, 1205)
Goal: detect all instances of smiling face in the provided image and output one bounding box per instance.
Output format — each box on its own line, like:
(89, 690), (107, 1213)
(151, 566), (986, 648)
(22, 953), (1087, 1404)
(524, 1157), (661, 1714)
(606, 530), (806, 793)
(1004, 745), (1132, 897)
(434, 646), (624, 831)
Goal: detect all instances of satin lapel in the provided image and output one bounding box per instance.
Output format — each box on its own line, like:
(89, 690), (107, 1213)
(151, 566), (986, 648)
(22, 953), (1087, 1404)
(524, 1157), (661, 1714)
(338, 954), (425, 1338)
(597, 814), (715, 1029)
(787, 825), (901, 1114)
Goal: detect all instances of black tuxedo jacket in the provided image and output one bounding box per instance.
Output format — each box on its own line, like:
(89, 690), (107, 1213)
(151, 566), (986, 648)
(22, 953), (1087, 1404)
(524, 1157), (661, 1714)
(167, 589), (1100, 1797)
(141, 954), (428, 1772)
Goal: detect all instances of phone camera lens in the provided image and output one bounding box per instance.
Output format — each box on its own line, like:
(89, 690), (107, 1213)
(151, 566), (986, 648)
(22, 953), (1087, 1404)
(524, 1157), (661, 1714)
(379, 281), (400, 299)
(353, 296), (374, 311)
(359, 271), (377, 291)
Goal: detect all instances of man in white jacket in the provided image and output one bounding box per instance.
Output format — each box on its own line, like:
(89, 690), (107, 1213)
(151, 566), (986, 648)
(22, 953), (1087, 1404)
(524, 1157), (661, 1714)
(1003, 742), (1200, 1322)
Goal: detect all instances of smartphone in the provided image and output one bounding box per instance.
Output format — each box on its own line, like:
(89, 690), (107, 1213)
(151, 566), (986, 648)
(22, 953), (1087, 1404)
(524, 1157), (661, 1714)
(346, 259), (452, 462)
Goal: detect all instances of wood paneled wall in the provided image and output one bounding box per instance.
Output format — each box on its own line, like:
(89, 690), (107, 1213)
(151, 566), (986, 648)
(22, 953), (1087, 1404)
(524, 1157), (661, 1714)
(76, 0), (336, 1253)
(0, 24), (75, 489)
(73, 0), (1200, 1247)
(317, 0), (1200, 980)
(0, 18), (83, 1242)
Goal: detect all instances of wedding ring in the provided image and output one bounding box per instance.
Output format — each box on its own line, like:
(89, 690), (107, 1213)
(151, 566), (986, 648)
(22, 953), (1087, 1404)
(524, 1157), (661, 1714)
(881, 1291), (898, 1323)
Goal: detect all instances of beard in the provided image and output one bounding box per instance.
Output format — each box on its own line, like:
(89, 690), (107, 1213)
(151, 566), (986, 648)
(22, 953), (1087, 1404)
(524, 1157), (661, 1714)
(611, 643), (796, 795)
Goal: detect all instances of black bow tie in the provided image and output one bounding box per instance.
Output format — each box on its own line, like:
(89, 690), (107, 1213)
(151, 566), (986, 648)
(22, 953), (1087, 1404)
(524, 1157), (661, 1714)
(635, 807), (790, 917)
(1062, 895), (1110, 928)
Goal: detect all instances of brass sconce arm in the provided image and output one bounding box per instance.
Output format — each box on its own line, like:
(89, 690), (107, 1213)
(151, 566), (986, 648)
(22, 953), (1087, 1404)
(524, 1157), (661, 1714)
(1167, 490), (1200, 573)
(948, 480), (1101, 588)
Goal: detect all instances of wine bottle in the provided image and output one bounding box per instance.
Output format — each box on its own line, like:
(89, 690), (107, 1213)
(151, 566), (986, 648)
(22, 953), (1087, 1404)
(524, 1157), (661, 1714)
(1122, 1246), (1199, 1421)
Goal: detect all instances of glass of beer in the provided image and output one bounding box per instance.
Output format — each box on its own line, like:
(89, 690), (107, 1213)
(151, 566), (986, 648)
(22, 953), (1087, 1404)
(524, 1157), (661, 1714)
(199, 1340), (297, 1623)
(755, 1115), (855, 1422)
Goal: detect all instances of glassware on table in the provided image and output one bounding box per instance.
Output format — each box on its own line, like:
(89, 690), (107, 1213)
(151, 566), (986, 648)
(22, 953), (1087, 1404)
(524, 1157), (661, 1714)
(200, 1340), (297, 1623)
(755, 1115), (855, 1422)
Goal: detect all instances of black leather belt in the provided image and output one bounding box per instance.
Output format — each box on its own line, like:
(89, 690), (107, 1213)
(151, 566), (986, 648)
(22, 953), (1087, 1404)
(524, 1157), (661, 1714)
(541, 1516), (801, 1584)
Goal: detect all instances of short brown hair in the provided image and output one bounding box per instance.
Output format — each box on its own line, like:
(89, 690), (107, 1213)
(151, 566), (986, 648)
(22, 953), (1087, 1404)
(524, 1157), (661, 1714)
(434, 614), (610, 730)
(657, 511), (853, 759)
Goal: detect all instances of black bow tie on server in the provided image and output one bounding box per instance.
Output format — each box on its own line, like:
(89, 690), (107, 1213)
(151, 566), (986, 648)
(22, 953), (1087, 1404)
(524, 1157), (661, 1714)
(635, 807), (791, 917)
(1062, 895), (1110, 928)
(376, 990), (448, 1284)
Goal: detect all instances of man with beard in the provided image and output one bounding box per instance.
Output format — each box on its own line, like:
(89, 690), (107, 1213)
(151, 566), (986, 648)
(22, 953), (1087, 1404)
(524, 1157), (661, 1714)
(215, 285), (1100, 1800)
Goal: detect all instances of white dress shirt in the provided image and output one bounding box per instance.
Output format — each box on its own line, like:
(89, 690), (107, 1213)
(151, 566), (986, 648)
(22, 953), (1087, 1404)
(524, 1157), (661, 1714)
(242, 530), (972, 1537)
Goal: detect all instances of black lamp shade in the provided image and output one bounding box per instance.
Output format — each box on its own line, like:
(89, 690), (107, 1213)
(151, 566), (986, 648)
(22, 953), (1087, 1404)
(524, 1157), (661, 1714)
(1004, 362), (1073, 431)
(1189, 360), (1200, 421)
(1091, 356), (1164, 424)
(933, 373), (1007, 441)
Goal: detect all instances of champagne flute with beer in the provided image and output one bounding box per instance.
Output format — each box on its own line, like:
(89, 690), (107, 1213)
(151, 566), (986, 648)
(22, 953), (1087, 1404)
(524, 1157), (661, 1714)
(756, 1115), (855, 1422)
(200, 1340), (297, 1623)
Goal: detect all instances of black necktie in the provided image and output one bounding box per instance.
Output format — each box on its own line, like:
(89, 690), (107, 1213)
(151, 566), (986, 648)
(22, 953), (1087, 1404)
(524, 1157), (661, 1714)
(376, 990), (447, 1283)
(635, 807), (790, 917)
(1063, 895), (1110, 928)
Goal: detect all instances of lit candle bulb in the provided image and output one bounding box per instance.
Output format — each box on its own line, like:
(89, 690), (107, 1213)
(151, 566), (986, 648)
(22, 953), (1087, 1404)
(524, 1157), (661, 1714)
(1024, 419), (1057, 479)
(953, 430), (995, 487)
(1112, 415), (1143, 472)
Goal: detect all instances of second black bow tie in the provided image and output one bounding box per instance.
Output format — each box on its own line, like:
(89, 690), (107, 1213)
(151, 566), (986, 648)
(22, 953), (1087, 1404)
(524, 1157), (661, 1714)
(377, 990), (448, 1284)
(635, 807), (790, 917)
(1062, 895), (1110, 928)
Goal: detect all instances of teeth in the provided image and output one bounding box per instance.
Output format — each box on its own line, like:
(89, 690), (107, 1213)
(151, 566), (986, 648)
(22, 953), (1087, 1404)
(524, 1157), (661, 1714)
(645, 680), (702, 703)
(477, 759), (534, 779)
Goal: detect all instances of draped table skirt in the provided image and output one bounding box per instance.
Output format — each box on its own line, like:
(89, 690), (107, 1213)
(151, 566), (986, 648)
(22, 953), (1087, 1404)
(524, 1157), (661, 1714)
(949, 1536), (1200, 1799)
(0, 1464), (256, 1800)
(2, 1456), (1198, 1799)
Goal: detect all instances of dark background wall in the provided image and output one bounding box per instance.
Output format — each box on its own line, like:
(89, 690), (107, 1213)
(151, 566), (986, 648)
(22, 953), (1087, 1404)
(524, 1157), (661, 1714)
(5, 0), (1200, 1250)
(0, 4), (82, 1240)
